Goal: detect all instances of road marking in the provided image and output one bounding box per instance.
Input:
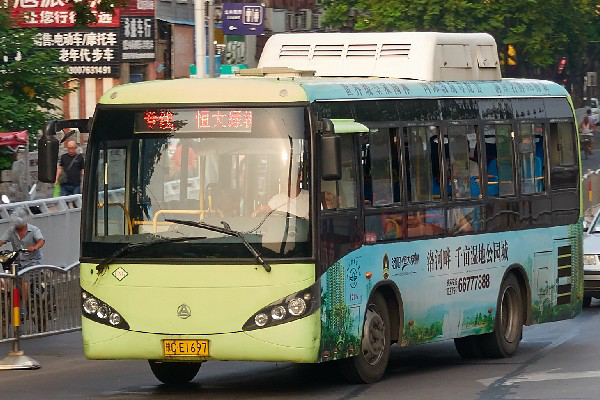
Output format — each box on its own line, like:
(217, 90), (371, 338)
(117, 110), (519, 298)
(478, 370), (600, 386)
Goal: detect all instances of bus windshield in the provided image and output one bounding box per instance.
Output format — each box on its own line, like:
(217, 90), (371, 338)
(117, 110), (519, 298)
(82, 107), (311, 261)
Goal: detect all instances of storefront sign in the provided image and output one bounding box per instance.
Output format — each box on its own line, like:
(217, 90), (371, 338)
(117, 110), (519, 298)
(34, 28), (120, 77)
(120, 16), (155, 61)
(10, 0), (120, 28)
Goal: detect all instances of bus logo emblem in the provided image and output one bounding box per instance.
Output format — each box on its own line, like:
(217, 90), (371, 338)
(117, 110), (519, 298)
(112, 267), (128, 281)
(177, 304), (191, 319)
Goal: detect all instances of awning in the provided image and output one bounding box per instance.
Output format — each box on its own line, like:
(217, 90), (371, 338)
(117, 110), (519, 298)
(0, 131), (28, 147)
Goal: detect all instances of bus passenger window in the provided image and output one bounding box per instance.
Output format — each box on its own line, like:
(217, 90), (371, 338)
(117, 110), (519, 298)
(534, 126), (546, 192)
(406, 126), (441, 202)
(485, 124), (515, 196)
(446, 125), (480, 199)
(321, 135), (357, 210)
(407, 209), (444, 238)
(447, 206), (484, 235)
(518, 123), (544, 194)
(362, 129), (398, 206)
(364, 213), (405, 242)
(549, 122), (576, 166)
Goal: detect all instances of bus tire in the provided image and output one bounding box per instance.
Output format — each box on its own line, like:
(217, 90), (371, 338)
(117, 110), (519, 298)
(583, 295), (592, 308)
(148, 360), (201, 385)
(454, 335), (484, 359)
(482, 274), (523, 358)
(340, 292), (390, 384)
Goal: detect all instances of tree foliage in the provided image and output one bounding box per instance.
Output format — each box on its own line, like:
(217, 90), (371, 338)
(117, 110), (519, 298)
(322, 0), (600, 101)
(0, 9), (71, 148)
(66, 0), (129, 27)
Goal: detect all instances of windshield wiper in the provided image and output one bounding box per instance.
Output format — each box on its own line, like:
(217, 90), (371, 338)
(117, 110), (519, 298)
(165, 218), (272, 272)
(95, 235), (206, 273)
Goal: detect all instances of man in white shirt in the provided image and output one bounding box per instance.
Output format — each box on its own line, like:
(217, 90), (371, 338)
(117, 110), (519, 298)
(253, 170), (309, 219)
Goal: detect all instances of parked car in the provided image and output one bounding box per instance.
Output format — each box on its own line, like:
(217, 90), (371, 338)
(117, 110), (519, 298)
(583, 209), (600, 306)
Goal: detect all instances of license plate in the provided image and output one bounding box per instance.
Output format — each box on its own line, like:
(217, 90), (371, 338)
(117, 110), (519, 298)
(162, 339), (209, 356)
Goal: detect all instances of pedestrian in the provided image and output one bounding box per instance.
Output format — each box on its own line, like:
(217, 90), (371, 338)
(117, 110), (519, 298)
(0, 207), (45, 269)
(55, 139), (84, 196)
(586, 108), (597, 127)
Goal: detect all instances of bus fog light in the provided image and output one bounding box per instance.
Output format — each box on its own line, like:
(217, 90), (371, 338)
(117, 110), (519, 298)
(109, 313), (121, 326)
(288, 298), (306, 316)
(83, 298), (99, 314)
(255, 313), (269, 327)
(271, 305), (286, 320)
(97, 305), (109, 319)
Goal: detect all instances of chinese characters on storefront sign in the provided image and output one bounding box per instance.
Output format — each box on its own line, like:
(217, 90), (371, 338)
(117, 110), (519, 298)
(120, 16), (155, 61)
(34, 28), (120, 77)
(10, 0), (120, 27)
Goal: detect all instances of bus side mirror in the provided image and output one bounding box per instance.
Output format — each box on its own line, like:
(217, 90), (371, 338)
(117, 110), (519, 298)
(37, 121), (59, 183)
(321, 134), (342, 181)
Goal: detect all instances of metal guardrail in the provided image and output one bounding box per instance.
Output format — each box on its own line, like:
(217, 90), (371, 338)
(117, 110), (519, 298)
(0, 263), (81, 344)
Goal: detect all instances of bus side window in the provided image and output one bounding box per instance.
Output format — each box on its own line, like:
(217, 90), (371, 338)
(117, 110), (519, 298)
(321, 134), (357, 210)
(549, 122), (576, 167)
(445, 125), (480, 200)
(407, 209), (444, 238)
(534, 126), (546, 192)
(362, 128), (399, 206)
(485, 124), (515, 197)
(96, 148), (129, 236)
(405, 126), (441, 202)
(518, 123), (544, 194)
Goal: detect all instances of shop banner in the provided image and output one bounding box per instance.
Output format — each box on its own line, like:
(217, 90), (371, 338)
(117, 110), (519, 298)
(34, 28), (121, 77)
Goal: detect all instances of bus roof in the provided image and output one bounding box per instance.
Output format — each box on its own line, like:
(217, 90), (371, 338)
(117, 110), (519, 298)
(97, 76), (569, 107)
(98, 78), (309, 105)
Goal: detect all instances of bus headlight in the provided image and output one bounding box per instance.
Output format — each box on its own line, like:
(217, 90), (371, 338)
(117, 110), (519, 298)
(83, 297), (99, 314)
(584, 255), (597, 265)
(242, 281), (319, 331)
(81, 289), (130, 330)
(288, 298), (306, 316)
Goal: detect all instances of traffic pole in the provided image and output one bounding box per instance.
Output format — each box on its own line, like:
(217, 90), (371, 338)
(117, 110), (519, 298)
(0, 266), (40, 370)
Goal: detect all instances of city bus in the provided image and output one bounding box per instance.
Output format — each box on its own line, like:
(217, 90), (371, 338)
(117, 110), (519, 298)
(39, 32), (583, 385)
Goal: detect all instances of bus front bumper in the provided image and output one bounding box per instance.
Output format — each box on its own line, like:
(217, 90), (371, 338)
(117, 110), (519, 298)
(83, 311), (320, 363)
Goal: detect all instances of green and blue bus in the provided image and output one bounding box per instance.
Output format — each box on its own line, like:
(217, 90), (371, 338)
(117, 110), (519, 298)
(39, 32), (583, 384)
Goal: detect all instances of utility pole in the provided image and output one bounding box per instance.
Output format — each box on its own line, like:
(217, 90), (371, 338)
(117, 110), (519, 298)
(194, 0), (206, 78)
(208, 0), (215, 77)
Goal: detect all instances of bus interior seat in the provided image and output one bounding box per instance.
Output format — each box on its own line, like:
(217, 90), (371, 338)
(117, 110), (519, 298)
(487, 159), (499, 196)
(470, 176), (481, 197)
(535, 156), (543, 191)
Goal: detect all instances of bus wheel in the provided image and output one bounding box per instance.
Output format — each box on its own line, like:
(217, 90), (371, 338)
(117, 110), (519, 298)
(148, 360), (201, 385)
(340, 292), (390, 383)
(583, 296), (592, 308)
(482, 274), (523, 358)
(454, 335), (484, 359)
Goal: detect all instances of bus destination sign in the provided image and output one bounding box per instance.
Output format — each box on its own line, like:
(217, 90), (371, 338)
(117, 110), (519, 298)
(135, 109), (253, 133)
